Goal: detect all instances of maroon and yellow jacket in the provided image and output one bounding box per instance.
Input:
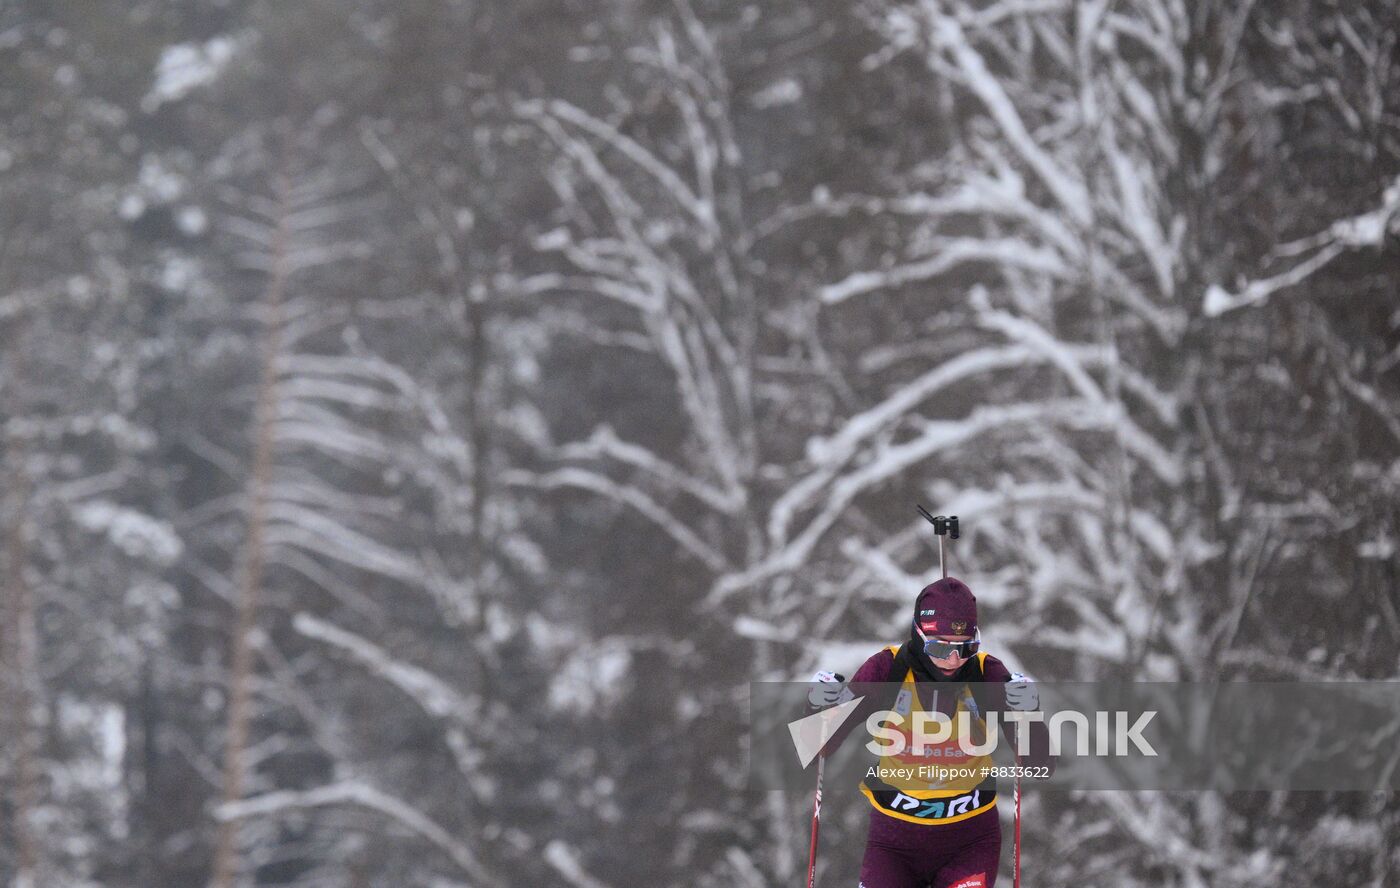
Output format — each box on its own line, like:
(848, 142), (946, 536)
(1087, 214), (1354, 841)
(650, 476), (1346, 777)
(821, 644), (1054, 826)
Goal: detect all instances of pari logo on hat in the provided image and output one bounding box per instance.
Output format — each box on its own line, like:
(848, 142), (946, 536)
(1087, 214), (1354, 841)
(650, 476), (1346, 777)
(915, 577), (977, 636)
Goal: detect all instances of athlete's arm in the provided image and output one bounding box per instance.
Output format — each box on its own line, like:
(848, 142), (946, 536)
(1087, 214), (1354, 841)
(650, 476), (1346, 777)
(812, 648), (896, 757)
(982, 655), (1055, 775)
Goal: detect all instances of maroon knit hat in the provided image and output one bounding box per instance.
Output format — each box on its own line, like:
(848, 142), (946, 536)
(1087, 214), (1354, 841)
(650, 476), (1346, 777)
(914, 577), (977, 637)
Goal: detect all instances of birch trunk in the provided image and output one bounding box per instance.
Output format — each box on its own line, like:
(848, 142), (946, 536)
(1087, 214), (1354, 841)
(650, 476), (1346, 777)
(3, 461), (39, 888)
(209, 167), (291, 888)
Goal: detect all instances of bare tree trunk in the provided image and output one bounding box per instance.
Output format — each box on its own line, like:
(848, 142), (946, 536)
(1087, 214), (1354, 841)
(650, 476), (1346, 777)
(3, 462), (40, 888)
(465, 283), (490, 604)
(209, 167), (291, 888)
(2, 308), (40, 888)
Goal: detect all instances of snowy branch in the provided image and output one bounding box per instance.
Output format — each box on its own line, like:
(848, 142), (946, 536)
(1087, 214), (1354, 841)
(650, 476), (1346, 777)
(557, 424), (745, 514)
(922, 3), (1093, 227)
(505, 467), (729, 573)
(1204, 176), (1400, 317)
(543, 841), (618, 888)
(216, 781), (492, 884)
(292, 613), (473, 720)
(820, 236), (1070, 305)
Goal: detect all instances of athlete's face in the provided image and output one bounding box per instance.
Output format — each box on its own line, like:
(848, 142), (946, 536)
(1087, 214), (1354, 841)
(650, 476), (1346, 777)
(929, 634), (973, 674)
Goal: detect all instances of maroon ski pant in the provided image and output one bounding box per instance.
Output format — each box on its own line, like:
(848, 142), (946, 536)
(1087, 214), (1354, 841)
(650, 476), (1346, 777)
(858, 805), (1001, 888)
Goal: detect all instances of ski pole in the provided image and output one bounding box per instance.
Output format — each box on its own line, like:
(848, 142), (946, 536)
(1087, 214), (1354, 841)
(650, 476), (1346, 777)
(1014, 769), (1022, 888)
(806, 754), (824, 888)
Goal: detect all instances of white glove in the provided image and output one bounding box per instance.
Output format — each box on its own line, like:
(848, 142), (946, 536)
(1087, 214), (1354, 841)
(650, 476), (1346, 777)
(1005, 671), (1039, 711)
(807, 670), (851, 708)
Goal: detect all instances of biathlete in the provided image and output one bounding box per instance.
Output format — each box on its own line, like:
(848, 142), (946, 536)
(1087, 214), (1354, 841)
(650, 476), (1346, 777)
(808, 577), (1052, 888)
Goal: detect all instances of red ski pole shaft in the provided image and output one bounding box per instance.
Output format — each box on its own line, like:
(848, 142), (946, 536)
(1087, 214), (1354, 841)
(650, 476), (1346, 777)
(806, 755), (825, 888)
(1013, 770), (1022, 888)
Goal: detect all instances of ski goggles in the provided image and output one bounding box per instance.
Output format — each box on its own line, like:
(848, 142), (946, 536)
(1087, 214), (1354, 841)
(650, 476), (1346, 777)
(915, 624), (981, 660)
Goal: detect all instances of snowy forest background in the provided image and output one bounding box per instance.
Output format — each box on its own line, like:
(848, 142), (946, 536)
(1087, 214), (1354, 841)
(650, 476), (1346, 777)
(2, 0), (1399, 886)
